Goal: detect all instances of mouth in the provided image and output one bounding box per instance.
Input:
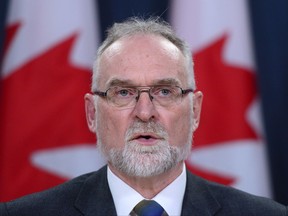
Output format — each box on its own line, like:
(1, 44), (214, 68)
(130, 133), (162, 145)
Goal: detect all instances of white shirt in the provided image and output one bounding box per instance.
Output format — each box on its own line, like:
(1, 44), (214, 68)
(107, 163), (187, 216)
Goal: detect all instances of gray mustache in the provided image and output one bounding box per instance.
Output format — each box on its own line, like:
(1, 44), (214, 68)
(125, 121), (168, 141)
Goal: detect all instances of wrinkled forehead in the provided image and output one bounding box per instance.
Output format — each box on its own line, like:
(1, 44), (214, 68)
(96, 34), (189, 89)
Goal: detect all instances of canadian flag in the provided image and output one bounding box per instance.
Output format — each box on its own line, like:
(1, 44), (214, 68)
(170, 0), (271, 197)
(0, 0), (105, 201)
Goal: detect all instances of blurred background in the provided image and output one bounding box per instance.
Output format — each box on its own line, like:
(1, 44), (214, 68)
(0, 0), (287, 205)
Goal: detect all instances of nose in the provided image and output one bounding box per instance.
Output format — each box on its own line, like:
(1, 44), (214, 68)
(132, 91), (158, 122)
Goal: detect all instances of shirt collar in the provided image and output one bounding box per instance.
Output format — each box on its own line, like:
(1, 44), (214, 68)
(107, 163), (187, 216)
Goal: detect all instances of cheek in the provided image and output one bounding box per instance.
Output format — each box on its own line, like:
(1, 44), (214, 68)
(96, 105), (129, 149)
(164, 107), (193, 146)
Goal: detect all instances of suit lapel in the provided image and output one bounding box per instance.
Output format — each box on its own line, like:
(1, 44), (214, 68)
(181, 171), (221, 216)
(73, 166), (222, 215)
(74, 166), (117, 216)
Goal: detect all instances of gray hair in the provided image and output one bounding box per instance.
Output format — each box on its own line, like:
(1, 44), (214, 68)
(91, 17), (195, 92)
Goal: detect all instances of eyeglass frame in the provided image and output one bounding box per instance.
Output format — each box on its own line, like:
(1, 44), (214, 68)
(92, 85), (194, 108)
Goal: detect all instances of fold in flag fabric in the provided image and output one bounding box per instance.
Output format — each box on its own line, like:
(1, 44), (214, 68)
(170, 0), (271, 197)
(0, 0), (106, 202)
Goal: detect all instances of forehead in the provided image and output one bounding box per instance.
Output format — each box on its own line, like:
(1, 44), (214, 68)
(98, 34), (188, 88)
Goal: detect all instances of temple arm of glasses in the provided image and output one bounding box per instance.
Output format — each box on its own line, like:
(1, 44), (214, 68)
(182, 89), (194, 95)
(92, 91), (107, 97)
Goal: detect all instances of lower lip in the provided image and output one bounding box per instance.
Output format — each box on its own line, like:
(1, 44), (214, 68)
(134, 137), (160, 145)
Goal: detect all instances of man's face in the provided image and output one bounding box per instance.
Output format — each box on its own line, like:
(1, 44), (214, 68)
(85, 34), (202, 177)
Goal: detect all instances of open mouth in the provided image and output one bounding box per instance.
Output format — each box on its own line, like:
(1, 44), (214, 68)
(130, 133), (161, 145)
(132, 133), (158, 140)
(138, 135), (152, 140)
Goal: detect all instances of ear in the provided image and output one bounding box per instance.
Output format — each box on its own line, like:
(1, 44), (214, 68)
(84, 93), (97, 133)
(192, 91), (203, 131)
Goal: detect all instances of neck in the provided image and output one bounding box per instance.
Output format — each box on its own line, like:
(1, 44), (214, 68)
(108, 162), (184, 199)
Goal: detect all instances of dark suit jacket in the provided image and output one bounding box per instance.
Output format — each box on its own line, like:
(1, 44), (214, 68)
(1, 166), (287, 216)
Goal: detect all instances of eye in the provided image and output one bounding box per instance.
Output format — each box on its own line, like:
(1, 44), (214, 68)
(153, 86), (174, 97)
(114, 87), (136, 98)
(118, 89), (129, 96)
(160, 88), (171, 96)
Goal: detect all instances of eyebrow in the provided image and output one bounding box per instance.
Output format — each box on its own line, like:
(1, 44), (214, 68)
(151, 78), (181, 86)
(106, 78), (135, 87)
(106, 77), (181, 88)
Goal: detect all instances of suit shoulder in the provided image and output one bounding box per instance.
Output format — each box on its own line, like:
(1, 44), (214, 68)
(4, 167), (107, 216)
(187, 172), (287, 215)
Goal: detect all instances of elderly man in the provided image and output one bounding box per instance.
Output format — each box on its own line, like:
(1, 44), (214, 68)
(1, 17), (287, 216)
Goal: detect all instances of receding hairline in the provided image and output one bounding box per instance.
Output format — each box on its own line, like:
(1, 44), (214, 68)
(99, 17), (189, 56)
(92, 17), (195, 91)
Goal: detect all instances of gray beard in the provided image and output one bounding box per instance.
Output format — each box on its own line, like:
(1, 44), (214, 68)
(98, 120), (192, 177)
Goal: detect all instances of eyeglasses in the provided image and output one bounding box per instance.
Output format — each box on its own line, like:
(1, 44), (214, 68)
(92, 85), (194, 108)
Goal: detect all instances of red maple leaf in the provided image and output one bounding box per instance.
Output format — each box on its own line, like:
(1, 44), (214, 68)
(186, 35), (258, 185)
(0, 24), (95, 201)
(193, 35), (258, 147)
(2, 22), (21, 56)
(186, 163), (235, 185)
